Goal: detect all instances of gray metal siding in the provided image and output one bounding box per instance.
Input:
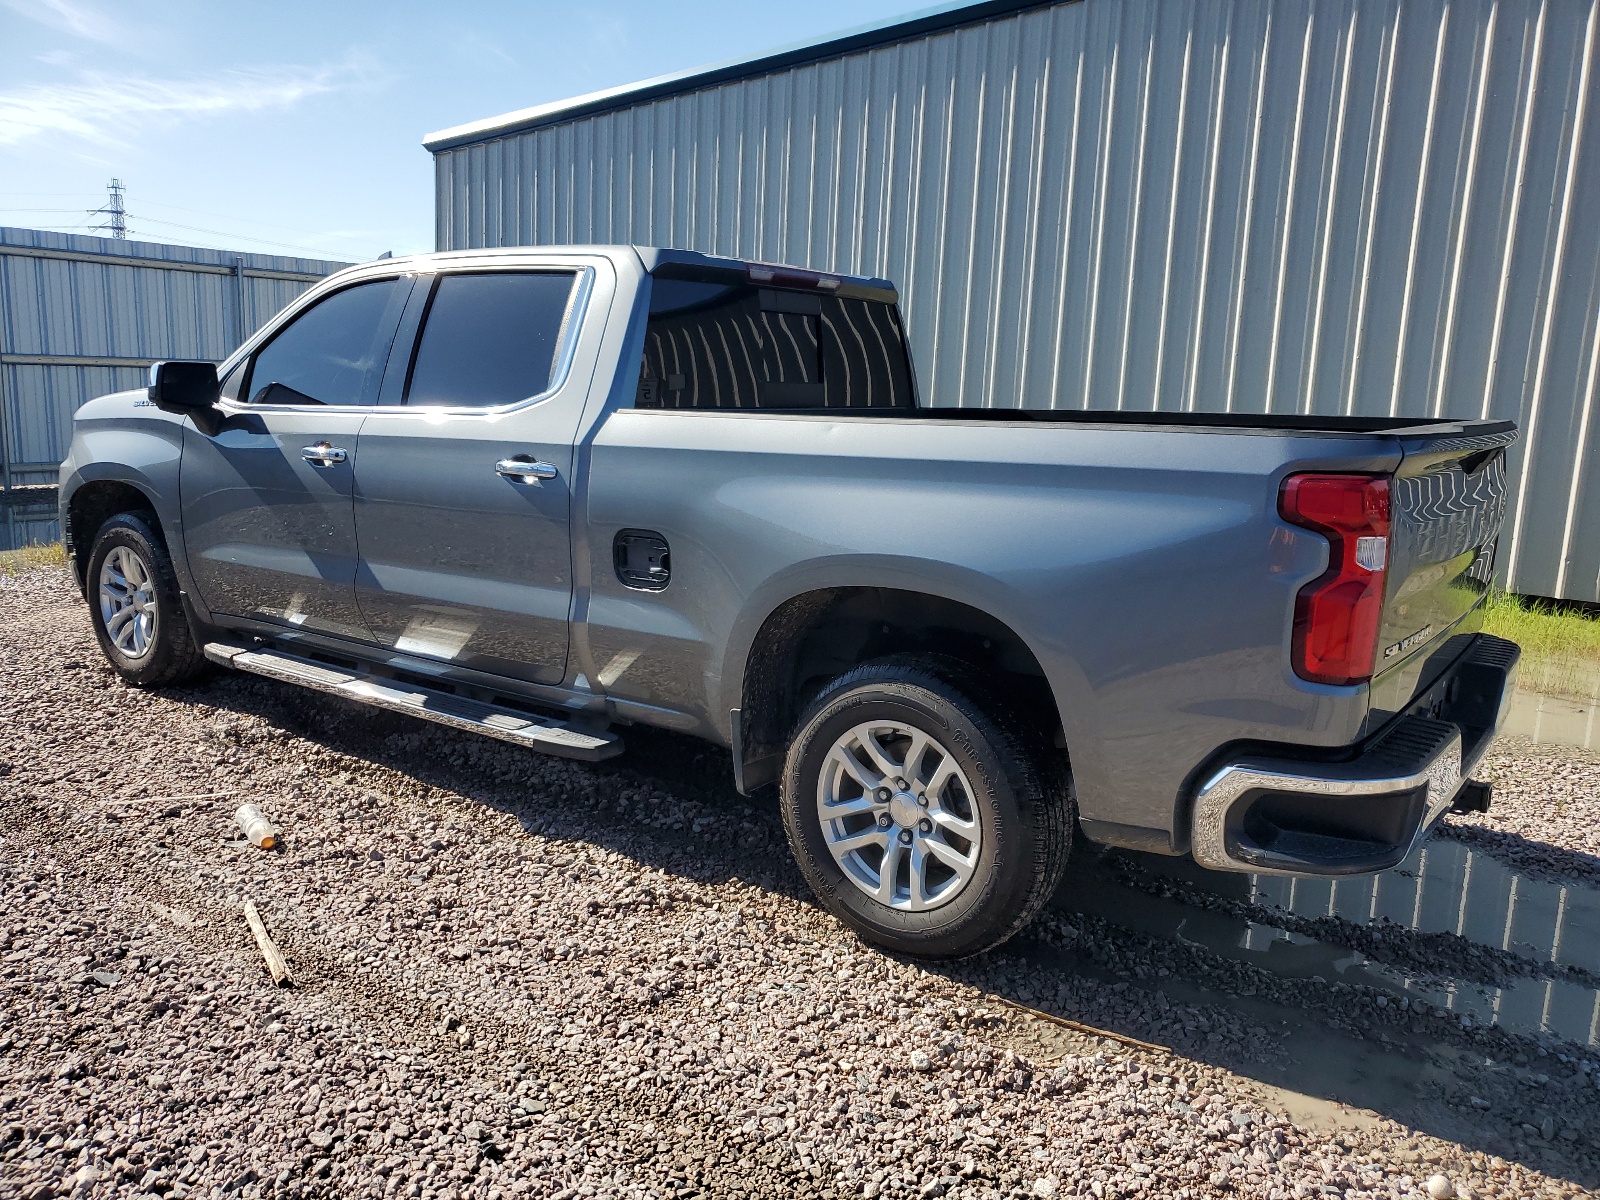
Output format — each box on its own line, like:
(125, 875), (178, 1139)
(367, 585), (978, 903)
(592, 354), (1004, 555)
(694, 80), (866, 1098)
(434, 0), (1600, 602)
(0, 228), (347, 492)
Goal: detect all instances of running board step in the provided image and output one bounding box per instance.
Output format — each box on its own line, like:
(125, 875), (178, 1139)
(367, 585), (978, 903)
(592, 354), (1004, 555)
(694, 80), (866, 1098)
(203, 643), (623, 763)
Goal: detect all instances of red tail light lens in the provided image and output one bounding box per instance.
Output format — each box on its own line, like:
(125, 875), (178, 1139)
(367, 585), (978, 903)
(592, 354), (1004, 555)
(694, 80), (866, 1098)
(1279, 474), (1391, 686)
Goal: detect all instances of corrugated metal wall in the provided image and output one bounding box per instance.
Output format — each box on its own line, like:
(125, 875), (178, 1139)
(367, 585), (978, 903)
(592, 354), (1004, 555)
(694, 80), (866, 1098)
(433, 0), (1600, 603)
(0, 226), (348, 501)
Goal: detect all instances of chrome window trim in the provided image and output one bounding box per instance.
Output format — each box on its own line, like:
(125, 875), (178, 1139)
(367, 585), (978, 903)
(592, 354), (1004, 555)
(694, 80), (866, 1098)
(226, 272), (412, 412)
(211, 263), (596, 419)
(396, 265), (595, 416)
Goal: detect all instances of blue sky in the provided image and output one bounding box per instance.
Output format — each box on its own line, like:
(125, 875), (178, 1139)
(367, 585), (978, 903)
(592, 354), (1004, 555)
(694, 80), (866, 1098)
(0, 0), (924, 264)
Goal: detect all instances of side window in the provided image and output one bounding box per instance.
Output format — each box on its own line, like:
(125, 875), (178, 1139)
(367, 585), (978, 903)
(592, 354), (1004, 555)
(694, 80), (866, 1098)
(404, 272), (577, 407)
(636, 275), (916, 410)
(245, 278), (406, 407)
(218, 360), (244, 402)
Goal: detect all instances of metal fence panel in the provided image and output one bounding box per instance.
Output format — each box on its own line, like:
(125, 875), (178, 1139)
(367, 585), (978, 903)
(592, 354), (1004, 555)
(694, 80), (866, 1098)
(433, 0), (1600, 602)
(0, 227), (350, 543)
(3, 363), (148, 484)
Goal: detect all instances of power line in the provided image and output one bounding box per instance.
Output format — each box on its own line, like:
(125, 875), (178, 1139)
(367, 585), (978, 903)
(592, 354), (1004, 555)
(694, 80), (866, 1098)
(2, 213), (351, 258)
(134, 198), (367, 242)
(3, 194), (366, 243)
(3, 181), (361, 259)
(89, 179), (127, 239)
(128, 214), (351, 260)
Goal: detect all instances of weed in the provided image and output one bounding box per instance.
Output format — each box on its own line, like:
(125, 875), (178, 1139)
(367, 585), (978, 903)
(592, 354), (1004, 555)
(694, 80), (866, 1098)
(1482, 589), (1600, 700)
(0, 541), (67, 578)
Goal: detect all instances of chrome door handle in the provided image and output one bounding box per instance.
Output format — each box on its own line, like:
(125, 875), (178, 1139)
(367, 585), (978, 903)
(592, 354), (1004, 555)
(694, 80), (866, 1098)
(495, 458), (558, 483)
(301, 442), (348, 467)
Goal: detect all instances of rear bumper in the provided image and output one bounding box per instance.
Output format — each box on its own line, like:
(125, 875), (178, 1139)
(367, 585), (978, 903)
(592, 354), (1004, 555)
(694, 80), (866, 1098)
(1190, 633), (1519, 876)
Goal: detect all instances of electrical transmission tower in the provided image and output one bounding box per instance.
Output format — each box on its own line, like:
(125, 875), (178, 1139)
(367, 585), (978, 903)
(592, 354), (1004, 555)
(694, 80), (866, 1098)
(92, 179), (127, 239)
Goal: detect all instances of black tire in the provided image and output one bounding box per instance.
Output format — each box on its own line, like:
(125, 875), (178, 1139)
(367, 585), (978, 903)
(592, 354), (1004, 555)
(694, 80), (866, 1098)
(85, 511), (209, 687)
(780, 655), (1073, 959)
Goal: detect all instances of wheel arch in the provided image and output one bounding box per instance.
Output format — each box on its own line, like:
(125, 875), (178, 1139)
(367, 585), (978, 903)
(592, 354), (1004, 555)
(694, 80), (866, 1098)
(66, 477), (165, 596)
(730, 580), (1078, 795)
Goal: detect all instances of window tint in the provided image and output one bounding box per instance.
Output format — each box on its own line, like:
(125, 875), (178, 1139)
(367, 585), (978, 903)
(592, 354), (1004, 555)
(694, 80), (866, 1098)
(405, 272), (577, 407)
(247, 278), (405, 407)
(218, 360), (244, 402)
(636, 276), (915, 410)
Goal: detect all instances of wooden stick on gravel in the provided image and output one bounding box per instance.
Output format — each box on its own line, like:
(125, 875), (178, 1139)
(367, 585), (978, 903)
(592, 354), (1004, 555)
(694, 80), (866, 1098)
(142, 790), (236, 805)
(242, 899), (293, 987)
(992, 996), (1170, 1054)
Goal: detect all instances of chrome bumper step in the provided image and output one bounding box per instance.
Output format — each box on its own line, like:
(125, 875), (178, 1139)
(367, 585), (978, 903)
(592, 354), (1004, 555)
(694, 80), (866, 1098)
(203, 642), (623, 763)
(1189, 634), (1520, 877)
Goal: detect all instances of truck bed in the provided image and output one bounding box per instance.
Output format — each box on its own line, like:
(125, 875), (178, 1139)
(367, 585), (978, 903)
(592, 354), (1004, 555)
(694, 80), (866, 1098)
(715, 404), (1519, 439)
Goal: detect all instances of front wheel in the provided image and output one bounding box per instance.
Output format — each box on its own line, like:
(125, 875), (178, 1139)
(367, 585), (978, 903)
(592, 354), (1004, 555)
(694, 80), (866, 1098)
(86, 511), (209, 687)
(780, 656), (1072, 959)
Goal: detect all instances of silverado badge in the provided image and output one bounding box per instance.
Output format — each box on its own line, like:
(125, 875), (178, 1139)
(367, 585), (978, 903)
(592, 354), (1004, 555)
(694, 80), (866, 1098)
(1383, 625), (1434, 659)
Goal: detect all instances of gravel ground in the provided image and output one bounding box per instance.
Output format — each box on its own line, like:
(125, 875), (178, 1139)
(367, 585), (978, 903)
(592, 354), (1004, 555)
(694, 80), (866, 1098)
(2, 564), (1597, 1200)
(1444, 740), (1600, 886)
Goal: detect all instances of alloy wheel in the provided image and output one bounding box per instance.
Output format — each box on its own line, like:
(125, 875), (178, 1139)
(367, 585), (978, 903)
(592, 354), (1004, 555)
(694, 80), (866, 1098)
(815, 721), (982, 912)
(98, 545), (157, 661)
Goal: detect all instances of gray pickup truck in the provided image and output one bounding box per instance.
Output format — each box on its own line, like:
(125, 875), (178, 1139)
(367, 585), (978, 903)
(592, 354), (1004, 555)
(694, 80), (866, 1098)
(59, 245), (1519, 958)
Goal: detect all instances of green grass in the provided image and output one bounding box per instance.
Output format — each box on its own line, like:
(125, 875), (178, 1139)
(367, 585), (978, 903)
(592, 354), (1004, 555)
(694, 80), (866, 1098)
(1483, 588), (1600, 700)
(0, 540), (67, 578)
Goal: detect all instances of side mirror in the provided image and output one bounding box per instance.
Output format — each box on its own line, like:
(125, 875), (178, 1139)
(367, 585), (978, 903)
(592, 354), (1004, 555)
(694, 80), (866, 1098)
(147, 360), (220, 413)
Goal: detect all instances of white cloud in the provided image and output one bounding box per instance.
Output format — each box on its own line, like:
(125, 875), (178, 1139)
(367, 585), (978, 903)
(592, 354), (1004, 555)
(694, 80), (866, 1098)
(452, 30), (515, 68)
(0, 62), (355, 147)
(580, 12), (631, 56)
(1, 0), (122, 43)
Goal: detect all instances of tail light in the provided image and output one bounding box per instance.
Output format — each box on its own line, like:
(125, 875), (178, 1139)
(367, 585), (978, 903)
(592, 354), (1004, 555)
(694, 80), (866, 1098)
(1279, 473), (1391, 686)
(747, 262), (842, 291)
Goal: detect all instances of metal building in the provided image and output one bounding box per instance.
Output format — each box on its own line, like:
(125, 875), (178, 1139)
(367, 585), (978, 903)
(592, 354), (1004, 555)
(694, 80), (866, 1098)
(0, 227), (348, 548)
(426, 0), (1600, 603)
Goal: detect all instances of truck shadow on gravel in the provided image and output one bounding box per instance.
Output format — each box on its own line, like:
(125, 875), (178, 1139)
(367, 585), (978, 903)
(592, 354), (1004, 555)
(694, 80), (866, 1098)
(188, 671), (1600, 1192)
(1435, 822), (1600, 890)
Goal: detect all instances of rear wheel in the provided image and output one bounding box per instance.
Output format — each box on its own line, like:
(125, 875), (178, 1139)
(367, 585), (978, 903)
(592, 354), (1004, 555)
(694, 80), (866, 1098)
(86, 512), (209, 687)
(780, 656), (1072, 959)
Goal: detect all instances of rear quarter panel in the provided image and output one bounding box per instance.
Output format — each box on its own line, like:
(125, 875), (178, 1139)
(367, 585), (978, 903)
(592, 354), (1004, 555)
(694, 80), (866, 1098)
(579, 408), (1403, 846)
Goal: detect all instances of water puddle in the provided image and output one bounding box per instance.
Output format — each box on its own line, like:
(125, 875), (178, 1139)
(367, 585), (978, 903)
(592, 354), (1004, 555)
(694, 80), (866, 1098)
(1048, 704), (1600, 1046)
(1056, 828), (1600, 1047)
(1506, 686), (1600, 753)
(1248, 838), (1600, 1044)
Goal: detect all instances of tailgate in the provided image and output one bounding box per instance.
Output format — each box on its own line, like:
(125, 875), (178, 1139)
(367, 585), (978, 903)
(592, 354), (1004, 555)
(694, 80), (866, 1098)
(1374, 431), (1515, 693)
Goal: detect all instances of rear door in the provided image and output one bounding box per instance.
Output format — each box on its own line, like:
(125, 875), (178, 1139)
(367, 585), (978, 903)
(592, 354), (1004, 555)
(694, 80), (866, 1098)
(180, 276), (411, 640)
(1368, 432), (1515, 723)
(351, 267), (593, 685)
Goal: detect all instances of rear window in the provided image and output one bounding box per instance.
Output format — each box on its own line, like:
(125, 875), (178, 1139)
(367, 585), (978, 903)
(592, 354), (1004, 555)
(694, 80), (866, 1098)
(406, 271), (577, 407)
(636, 277), (915, 410)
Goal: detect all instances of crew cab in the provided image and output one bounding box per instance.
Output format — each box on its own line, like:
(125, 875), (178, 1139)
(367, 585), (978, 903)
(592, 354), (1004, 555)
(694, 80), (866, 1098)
(59, 246), (1520, 958)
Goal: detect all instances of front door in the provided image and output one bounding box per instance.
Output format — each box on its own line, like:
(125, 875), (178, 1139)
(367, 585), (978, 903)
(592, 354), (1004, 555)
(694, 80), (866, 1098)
(181, 276), (411, 640)
(353, 269), (588, 685)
